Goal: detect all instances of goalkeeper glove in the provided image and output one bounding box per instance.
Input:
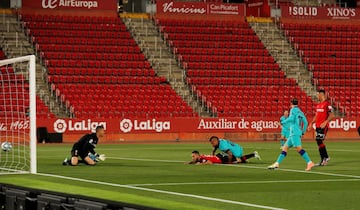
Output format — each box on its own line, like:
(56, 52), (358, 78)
(98, 154), (106, 161)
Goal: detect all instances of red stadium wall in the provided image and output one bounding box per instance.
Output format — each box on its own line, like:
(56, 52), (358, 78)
(1, 117), (359, 142)
(245, 0), (270, 17)
(22, 117), (360, 142)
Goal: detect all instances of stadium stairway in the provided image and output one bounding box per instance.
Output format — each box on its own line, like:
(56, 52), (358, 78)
(124, 17), (211, 117)
(249, 20), (318, 100)
(0, 12), (68, 118)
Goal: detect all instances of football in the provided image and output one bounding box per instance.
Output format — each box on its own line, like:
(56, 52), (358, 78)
(1, 142), (12, 152)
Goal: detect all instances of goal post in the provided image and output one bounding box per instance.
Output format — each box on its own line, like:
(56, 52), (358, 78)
(0, 55), (37, 174)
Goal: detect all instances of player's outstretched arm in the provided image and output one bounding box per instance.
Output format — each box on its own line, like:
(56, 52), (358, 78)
(226, 150), (233, 164)
(302, 113), (308, 135)
(212, 147), (217, 156)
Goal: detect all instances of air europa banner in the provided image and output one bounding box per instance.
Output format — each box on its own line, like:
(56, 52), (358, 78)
(27, 117), (360, 134)
(281, 5), (360, 20)
(22, 0), (118, 11)
(157, 0), (245, 16)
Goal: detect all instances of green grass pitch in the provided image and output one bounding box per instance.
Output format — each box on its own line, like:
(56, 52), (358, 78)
(1, 141), (360, 210)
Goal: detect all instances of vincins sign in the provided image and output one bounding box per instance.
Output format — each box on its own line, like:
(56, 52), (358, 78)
(157, 1), (245, 16)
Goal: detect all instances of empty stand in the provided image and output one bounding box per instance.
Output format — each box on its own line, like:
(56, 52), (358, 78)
(282, 22), (360, 116)
(157, 18), (314, 117)
(0, 50), (53, 119)
(21, 14), (195, 118)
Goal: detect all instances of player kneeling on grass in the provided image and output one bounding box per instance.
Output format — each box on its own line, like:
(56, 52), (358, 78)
(62, 125), (106, 166)
(268, 98), (315, 171)
(209, 136), (261, 164)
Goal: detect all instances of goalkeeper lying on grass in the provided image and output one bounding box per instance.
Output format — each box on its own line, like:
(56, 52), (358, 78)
(62, 125), (106, 166)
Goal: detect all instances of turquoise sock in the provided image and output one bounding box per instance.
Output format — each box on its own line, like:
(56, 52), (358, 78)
(299, 149), (311, 163)
(276, 151), (287, 164)
(280, 140), (285, 146)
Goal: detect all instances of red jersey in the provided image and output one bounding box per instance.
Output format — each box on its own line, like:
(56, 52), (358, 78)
(198, 155), (223, 164)
(315, 100), (333, 128)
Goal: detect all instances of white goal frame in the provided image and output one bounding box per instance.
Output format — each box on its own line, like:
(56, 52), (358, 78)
(0, 55), (37, 174)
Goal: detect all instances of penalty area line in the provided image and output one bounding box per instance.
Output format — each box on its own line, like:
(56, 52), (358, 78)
(129, 178), (360, 187)
(222, 164), (360, 179)
(107, 157), (360, 179)
(36, 173), (285, 210)
(107, 157), (184, 163)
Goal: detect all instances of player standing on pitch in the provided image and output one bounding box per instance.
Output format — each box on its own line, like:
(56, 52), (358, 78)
(62, 125), (106, 166)
(268, 98), (315, 171)
(279, 110), (290, 149)
(308, 89), (334, 166)
(209, 136), (261, 164)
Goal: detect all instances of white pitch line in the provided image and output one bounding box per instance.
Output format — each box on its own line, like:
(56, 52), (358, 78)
(221, 164), (360, 179)
(129, 178), (360, 187)
(36, 173), (286, 210)
(241, 146), (360, 153)
(107, 157), (184, 163)
(107, 157), (360, 179)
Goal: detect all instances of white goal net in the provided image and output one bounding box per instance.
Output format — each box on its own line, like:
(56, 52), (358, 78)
(0, 55), (36, 174)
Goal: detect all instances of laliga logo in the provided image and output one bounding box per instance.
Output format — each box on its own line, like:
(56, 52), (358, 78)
(311, 118), (357, 131)
(120, 119), (171, 133)
(42, 0), (57, 9)
(119, 119), (133, 133)
(54, 119), (67, 133)
(54, 119), (106, 133)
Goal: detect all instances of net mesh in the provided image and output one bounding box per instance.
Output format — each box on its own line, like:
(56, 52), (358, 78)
(0, 57), (32, 174)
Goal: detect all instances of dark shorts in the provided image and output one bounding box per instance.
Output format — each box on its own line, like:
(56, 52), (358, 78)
(316, 127), (328, 141)
(216, 153), (237, 163)
(71, 145), (88, 160)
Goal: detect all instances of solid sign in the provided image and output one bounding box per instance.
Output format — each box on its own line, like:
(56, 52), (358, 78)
(22, 0), (118, 11)
(157, 0), (245, 16)
(281, 6), (360, 20)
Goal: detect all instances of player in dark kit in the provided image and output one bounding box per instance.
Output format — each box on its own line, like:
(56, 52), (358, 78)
(308, 89), (334, 166)
(62, 125), (106, 166)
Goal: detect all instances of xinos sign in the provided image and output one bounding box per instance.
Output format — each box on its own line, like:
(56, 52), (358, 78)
(282, 6), (359, 20)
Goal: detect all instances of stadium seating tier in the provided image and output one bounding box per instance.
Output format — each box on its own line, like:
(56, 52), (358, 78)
(21, 14), (196, 118)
